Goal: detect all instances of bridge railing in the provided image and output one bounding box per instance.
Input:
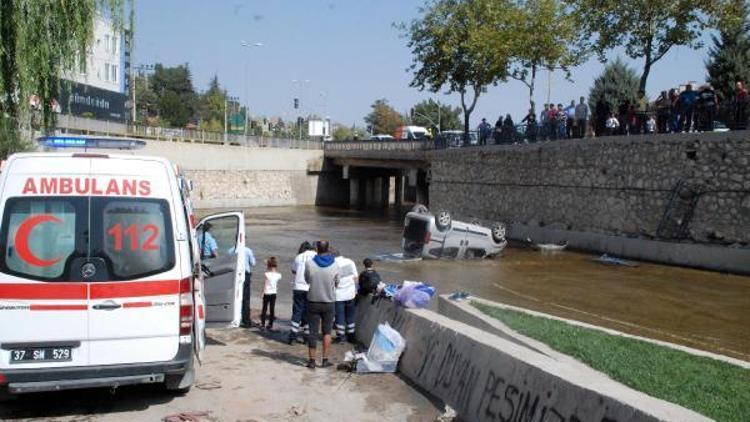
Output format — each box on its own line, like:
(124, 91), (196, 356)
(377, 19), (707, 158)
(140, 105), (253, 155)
(54, 114), (323, 150)
(323, 139), (431, 152)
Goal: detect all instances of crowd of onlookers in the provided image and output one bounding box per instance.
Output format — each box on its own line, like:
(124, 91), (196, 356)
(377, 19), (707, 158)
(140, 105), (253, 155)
(472, 81), (749, 145)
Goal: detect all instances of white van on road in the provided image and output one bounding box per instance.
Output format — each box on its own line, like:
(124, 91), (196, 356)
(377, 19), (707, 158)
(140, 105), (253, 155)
(0, 137), (246, 398)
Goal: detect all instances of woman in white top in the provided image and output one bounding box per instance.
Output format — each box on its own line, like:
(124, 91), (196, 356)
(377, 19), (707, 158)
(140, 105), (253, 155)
(261, 257), (282, 331)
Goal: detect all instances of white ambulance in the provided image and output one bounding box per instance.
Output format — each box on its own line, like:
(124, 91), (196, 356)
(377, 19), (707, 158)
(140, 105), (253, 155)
(0, 136), (246, 397)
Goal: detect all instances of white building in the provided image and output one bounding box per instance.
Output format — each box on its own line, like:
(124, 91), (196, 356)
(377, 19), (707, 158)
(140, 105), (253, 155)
(66, 15), (127, 94)
(61, 14), (130, 121)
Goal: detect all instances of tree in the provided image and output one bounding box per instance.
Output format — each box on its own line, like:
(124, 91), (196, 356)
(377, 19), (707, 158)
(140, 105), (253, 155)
(706, 0), (750, 102)
(150, 63), (197, 127)
(196, 75), (227, 131)
(587, 57), (639, 118)
(568, 0), (732, 92)
(0, 0), (126, 156)
(410, 99), (462, 131)
(133, 74), (158, 124)
(403, 0), (518, 138)
(511, 0), (587, 110)
(364, 99), (404, 135)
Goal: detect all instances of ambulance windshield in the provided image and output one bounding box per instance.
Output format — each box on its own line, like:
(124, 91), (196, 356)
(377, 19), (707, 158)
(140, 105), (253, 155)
(0, 197), (174, 281)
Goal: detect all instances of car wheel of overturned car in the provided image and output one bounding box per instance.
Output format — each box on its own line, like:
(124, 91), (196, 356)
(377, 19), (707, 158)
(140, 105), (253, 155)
(411, 204), (429, 214)
(436, 210), (452, 231)
(491, 223), (506, 243)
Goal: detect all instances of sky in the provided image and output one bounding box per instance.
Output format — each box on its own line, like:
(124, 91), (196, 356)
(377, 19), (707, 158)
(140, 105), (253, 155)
(134, 0), (717, 128)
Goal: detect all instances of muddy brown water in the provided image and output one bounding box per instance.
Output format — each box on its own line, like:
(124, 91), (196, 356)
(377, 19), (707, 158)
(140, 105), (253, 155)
(203, 206), (750, 362)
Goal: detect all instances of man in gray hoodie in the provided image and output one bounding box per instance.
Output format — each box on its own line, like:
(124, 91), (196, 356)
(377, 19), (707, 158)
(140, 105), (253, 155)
(304, 240), (339, 369)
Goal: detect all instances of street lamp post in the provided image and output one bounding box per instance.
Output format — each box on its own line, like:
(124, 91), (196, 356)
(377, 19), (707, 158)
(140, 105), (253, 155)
(240, 41), (263, 137)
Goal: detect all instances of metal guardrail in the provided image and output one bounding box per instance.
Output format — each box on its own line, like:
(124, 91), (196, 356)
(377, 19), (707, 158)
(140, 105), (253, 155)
(323, 139), (431, 152)
(55, 114), (323, 150)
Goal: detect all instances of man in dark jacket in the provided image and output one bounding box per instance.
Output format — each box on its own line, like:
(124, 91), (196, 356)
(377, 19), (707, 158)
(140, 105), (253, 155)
(304, 241), (339, 369)
(357, 258), (381, 301)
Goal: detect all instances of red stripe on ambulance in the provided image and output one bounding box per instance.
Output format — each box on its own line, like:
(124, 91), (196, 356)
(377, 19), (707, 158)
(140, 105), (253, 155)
(0, 283), (87, 300)
(30, 304), (87, 311)
(122, 301), (153, 308)
(90, 280), (180, 299)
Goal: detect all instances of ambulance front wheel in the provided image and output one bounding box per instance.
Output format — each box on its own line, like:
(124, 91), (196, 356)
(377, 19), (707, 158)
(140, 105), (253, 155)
(165, 361), (195, 395)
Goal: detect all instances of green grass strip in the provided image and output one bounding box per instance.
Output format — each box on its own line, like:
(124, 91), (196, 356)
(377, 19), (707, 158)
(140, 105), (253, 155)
(473, 302), (750, 422)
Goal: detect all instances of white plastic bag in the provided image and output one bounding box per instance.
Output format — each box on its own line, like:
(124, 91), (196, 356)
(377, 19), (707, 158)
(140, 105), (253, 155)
(357, 322), (406, 373)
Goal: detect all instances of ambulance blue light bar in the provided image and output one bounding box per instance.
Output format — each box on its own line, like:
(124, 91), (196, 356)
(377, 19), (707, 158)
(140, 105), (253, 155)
(37, 136), (146, 150)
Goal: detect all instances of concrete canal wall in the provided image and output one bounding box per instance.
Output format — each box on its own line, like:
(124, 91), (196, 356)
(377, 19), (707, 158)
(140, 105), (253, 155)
(356, 298), (709, 422)
(137, 140), (324, 209)
(429, 131), (750, 272)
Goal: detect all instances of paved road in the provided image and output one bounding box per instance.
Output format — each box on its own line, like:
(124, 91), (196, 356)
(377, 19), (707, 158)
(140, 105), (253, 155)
(0, 326), (442, 422)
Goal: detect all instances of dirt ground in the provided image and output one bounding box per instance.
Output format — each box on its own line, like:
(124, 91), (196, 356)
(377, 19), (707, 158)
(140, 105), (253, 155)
(0, 322), (444, 422)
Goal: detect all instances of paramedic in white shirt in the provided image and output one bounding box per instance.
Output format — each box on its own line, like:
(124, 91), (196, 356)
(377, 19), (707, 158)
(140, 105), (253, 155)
(288, 241), (316, 344)
(333, 251), (358, 343)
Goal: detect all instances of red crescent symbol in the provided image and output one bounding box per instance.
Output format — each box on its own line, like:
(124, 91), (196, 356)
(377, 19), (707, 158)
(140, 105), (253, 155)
(15, 214), (64, 267)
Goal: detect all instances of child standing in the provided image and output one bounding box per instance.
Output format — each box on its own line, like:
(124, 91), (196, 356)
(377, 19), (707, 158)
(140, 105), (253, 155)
(261, 257), (281, 331)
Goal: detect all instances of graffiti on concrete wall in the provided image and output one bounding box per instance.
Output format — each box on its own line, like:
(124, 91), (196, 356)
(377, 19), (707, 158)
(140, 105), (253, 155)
(377, 303), (625, 422)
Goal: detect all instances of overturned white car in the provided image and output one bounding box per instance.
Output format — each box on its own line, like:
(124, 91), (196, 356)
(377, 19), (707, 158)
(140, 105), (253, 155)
(402, 205), (507, 259)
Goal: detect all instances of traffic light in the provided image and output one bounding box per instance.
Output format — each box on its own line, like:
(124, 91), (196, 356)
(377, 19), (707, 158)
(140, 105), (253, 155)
(294, 98), (299, 109)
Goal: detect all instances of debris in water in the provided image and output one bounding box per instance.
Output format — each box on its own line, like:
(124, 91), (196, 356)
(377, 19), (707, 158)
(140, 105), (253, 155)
(526, 237), (568, 251)
(374, 252), (422, 263)
(593, 254), (639, 267)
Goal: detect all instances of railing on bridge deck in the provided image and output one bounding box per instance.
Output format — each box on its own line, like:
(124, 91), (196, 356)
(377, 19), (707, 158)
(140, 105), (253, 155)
(55, 114), (323, 150)
(323, 139), (431, 152)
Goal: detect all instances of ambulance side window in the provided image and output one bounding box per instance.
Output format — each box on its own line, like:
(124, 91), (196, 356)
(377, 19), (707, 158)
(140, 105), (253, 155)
(0, 198), (77, 280)
(198, 216), (238, 259)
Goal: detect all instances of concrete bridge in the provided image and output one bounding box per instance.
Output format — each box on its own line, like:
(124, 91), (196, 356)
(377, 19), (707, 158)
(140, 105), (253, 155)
(322, 140), (432, 208)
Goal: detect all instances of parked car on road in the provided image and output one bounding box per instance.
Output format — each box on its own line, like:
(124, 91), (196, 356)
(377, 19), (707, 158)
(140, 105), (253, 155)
(435, 130), (478, 148)
(402, 205), (507, 259)
(370, 134), (395, 141)
(394, 126), (429, 140)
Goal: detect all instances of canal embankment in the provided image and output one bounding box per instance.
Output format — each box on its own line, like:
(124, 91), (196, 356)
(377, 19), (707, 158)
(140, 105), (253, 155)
(356, 297), (715, 422)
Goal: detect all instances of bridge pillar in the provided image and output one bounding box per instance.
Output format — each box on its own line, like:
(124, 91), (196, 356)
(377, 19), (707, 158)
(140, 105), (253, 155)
(380, 177), (390, 208)
(349, 178), (362, 208)
(364, 178), (375, 207)
(394, 176), (404, 206)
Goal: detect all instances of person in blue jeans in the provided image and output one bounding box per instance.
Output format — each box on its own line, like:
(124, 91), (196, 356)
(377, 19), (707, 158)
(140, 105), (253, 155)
(333, 252), (358, 343)
(679, 84), (699, 133)
(288, 241), (316, 344)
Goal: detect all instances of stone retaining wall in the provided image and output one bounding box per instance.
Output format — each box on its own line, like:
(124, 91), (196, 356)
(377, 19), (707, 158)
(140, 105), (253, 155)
(356, 298), (709, 422)
(429, 132), (750, 245)
(134, 139), (324, 208)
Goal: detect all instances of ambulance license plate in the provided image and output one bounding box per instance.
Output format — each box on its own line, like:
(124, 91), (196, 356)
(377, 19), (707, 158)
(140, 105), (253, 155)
(9, 347), (72, 364)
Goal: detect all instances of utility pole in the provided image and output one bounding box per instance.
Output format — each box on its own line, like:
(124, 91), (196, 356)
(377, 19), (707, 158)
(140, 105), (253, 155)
(128, 1), (135, 125)
(224, 98), (228, 143)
